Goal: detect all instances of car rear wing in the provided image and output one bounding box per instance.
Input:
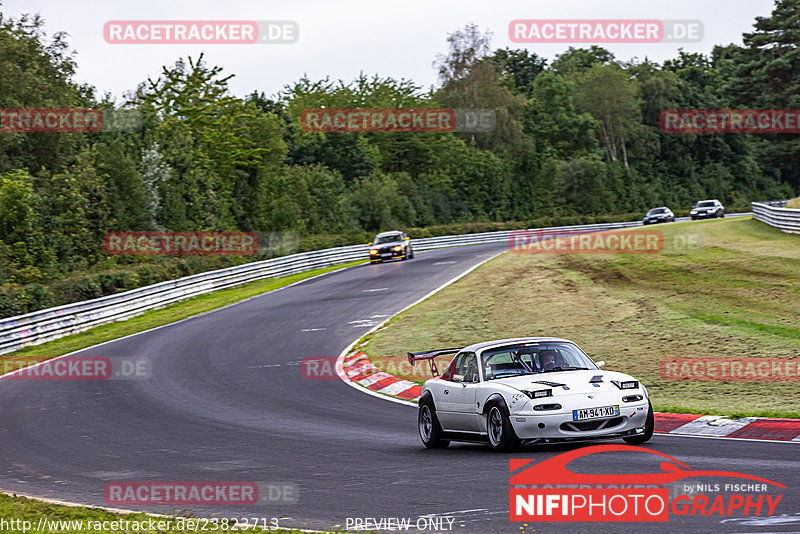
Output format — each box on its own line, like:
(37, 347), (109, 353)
(407, 348), (461, 377)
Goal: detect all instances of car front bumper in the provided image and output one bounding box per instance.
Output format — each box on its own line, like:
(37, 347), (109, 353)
(691, 211), (717, 218)
(370, 249), (405, 261)
(508, 399), (650, 441)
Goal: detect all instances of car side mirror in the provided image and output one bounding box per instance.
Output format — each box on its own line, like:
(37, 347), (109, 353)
(595, 360), (606, 368)
(367, 242), (372, 246)
(404, 237), (410, 240)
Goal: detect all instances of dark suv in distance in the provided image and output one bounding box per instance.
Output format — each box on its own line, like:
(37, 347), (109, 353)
(643, 207), (675, 225)
(690, 199), (725, 220)
(368, 231), (414, 263)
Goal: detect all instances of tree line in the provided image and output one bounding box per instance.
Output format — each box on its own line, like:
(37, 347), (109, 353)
(1, 2), (798, 316)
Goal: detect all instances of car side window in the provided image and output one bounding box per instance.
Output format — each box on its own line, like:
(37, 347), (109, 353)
(449, 353), (466, 381)
(453, 352), (479, 383)
(439, 355), (457, 381)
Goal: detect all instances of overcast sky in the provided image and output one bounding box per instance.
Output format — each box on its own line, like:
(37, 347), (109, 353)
(2, 0), (778, 101)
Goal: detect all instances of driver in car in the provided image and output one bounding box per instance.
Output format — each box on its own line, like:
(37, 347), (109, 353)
(537, 350), (558, 371)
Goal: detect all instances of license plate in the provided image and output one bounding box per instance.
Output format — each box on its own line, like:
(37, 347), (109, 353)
(381, 253), (392, 258)
(573, 405), (619, 421)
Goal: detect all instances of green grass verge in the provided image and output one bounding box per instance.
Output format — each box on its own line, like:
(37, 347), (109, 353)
(365, 217), (800, 418)
(0, 493), (346, 533)
(1, 261), (364, 370)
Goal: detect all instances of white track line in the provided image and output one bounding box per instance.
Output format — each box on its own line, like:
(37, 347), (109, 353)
(377, 380), (419, 396)
(668, 415), (759, 437)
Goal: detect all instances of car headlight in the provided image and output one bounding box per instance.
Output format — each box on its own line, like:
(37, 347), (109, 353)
(612, 380), (639, 390)
(369, 249), (378, 255)
(393, 245), (402, 251)
(690, 210), (697, 214)
(522, 389), (552, 399)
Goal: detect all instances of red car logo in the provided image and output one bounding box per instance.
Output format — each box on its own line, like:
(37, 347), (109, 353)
(510, 444), (785, 487)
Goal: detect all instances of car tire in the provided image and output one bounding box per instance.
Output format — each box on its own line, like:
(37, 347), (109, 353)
(623, 401), (654, 445)
(486, 404), (521, 452)
(418, 402), (449, 449)
(408, 248), (414, 259)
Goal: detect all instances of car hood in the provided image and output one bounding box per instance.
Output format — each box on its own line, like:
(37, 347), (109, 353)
(373, 240), (403, 248)
(493, 370), (640, 395)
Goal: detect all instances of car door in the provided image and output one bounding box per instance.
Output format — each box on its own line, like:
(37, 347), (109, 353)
(430, 354), (459, 430)
(444, 352), (480, 432)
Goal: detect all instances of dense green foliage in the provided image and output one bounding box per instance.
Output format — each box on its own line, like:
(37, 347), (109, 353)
(1, 4), (797, 317)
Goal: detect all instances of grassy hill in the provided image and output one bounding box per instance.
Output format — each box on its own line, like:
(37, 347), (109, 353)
(366, 217), (800, 418)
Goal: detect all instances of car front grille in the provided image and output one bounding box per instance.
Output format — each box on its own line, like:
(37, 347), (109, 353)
(560, 416), (625, 432)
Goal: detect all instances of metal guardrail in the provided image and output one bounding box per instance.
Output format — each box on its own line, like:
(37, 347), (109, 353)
(752, 201), (800, 234)
(0, 217), (722, 355)
(760, 200), (789, 207)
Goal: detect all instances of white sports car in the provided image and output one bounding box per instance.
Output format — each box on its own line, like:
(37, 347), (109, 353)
(410, 337), (654, 451)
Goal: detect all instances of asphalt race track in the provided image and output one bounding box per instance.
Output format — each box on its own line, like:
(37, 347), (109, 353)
(1, 239), (797, 534)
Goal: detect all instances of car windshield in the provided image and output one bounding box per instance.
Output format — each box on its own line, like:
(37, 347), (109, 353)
(373, 234), (401, 244)
(697, 201), (715, 207)
(647, 208), (666, 215)
(481, 342), (597, 380)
